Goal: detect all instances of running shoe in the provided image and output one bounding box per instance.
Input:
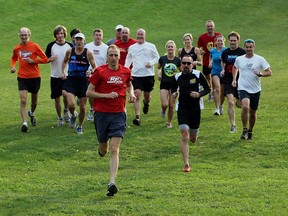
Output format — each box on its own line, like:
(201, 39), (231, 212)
(247, 131), (253, 140)
(21, 124), (29, 133)
(214, 108), (220, 115)
(106, 183), (118, 196)
(132, 118), (141, 126)
(70, 111), (78, 128)
(160, 109), (166, 118)
(230, 125), (236, 133)
(87, 110), (94, 122)
(143, 100), (149, 114)
(28, 110), (36, 126)
(240, 129), (248, 140)
(219, 105), (224, 115)
(184, 164), (191, 172)
(58, 117), (64, 127)
(76, 126), (83, 134)
(64, 109), (70, 123)
(166, 122), (172, 128)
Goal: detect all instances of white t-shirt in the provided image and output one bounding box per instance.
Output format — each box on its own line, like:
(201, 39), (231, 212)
(234, 54), (270, 93)
(85, 42), (108, 67)
(46, 41), (72, 78)
(125, 42), (160, 77)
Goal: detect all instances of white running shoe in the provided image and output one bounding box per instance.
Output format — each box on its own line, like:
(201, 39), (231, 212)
(214, 108), (220, 115)
(87, 110), (94, 121)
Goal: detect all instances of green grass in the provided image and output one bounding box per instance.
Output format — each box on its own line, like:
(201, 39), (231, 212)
(0, 0), (288, 215)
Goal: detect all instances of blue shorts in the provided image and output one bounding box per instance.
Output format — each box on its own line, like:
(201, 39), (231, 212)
(94, 112), (126, 143)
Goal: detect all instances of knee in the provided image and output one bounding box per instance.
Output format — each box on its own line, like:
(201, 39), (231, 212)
(228, 99), (234, 107)
(190, 136), (197, 143)
(181, 130), (189, 142)
(20, 98), (26, 106)
(242, 105), (249, 112)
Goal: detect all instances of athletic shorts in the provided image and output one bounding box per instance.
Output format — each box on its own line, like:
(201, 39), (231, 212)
(132, 76), (155, 92)
(212, 72), (221, 79)
(94, 112), (126, 143)
(50, 77), (65, 99)
(202, 66), (211, 76)
(17, 77), (41, 94)
(238, 90), (261, 111)
(160, 80), (174, 90)
(177, 109), (201, 130)
(62, 76), (88, 98)
(223, 83), (238, 99)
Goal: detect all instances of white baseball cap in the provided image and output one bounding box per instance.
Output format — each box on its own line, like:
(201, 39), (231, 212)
(74, 33), (85, 40)
(115, 24), (124, 31)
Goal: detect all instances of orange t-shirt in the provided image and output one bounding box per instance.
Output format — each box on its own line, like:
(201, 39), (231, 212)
(11, 41), (48, 78)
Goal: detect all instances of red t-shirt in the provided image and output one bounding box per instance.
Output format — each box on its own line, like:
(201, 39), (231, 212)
(11, 41), (48, 78)
(114, 38), (137, 66)
(197, 32), (222, 66)
(88, 64), (132, 113)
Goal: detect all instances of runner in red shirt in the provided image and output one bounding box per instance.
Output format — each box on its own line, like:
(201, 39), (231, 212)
(197, 20), (222, 100)
(86, 44), (136, 197)
(114, 27), (137, 66)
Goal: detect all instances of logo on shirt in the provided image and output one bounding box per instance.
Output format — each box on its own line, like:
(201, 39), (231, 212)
(164, 63), (178, 77)
(190, 78), (196, 84)
(19, 50), (32, 60)
(246, 63), (253, 68)
(107, 76), (123, 84)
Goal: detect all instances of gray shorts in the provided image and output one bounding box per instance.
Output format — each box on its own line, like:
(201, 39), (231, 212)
(94, 112), (126, 143)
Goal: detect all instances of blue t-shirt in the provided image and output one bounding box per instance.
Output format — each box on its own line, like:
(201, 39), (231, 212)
(210, 47), (226, 75)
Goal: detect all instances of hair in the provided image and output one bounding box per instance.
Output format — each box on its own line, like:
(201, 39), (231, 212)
(122, 27), (130, 34)
(53, 25), (67, 38)
(165, 40), (176, 49)
(107, 44), (120, 54)
(183, 33), (193, 41)
(215, 34), (225, 42)
(137, 28), (146, 34)
(228, 31), (240, 41)
(70, 28), (81, 37)
(18, 27), (31, 36)
(206, 20), (215, 27)
(244, 39), (256, 46)
(182, 54), (193, 61)
(93, 28), (103, 35)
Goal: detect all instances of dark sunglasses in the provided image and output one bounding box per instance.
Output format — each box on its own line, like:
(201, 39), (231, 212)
(181, 62), (192, 65)
(116, 29), (122, 32)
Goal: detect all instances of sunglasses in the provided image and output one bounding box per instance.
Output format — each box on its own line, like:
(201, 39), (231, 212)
(244, 39), (255, 44)
(116, 29), (122, 32)
(181, 62), (192, 65)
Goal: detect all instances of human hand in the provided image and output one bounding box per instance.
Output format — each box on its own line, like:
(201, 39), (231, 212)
(10, 67), (16, 73)
(190, 91), (199, 98)
(108, 91), (118, 99)
(128, 94), (137, 103)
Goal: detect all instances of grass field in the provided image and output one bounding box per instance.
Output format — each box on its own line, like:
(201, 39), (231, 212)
(0, 0), (287, 215)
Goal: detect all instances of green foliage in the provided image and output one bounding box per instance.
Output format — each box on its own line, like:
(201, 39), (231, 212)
(0, 0), (287, 215)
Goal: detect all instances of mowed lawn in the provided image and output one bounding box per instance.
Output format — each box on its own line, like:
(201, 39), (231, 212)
(0, 0), (287, 215)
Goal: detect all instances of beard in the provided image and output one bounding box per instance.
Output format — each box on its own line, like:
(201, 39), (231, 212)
(183, 67), (190, 74)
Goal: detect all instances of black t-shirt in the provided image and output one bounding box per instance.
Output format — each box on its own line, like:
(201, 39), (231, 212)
(221, 47), (246, 84)
(159, 55), (181, 83)
(173, 70), (210, 111)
